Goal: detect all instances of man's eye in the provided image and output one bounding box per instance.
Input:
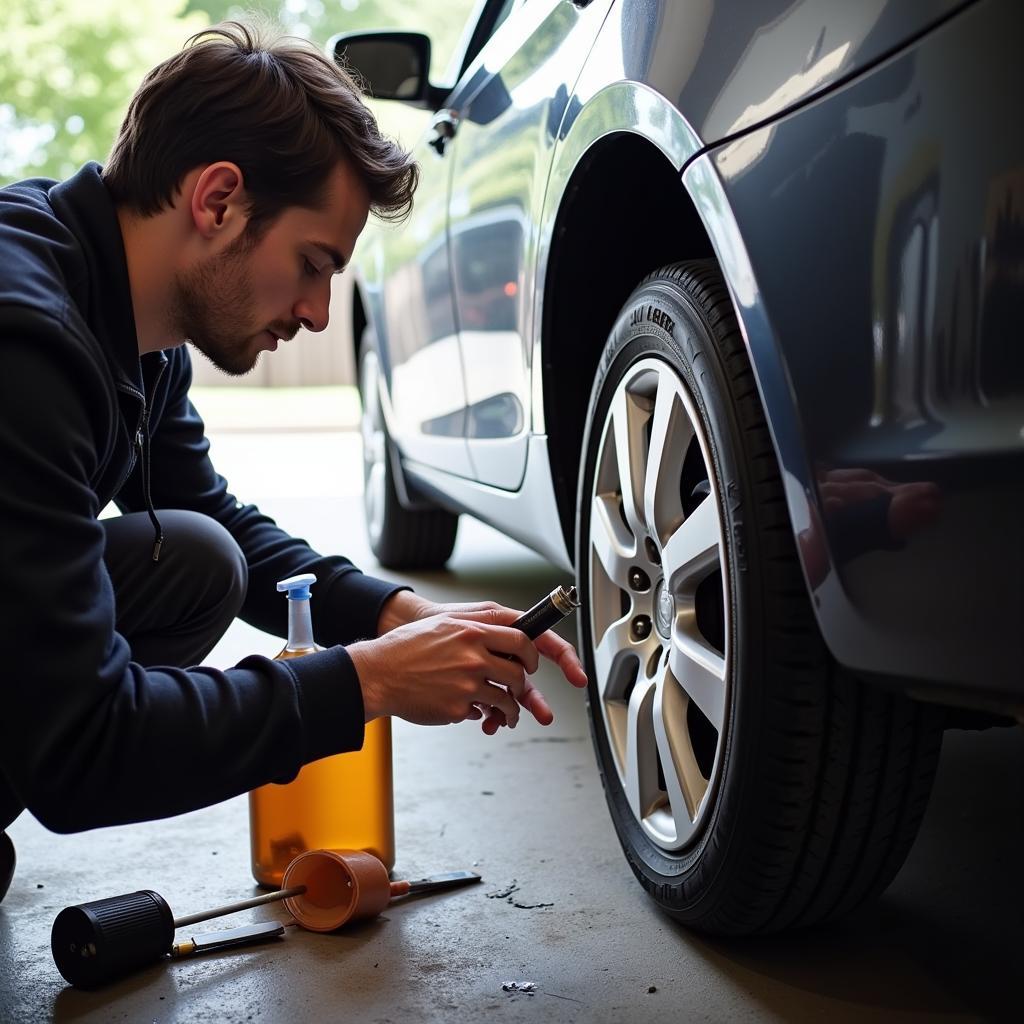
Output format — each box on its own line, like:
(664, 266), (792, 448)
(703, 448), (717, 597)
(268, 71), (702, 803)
(303, 259), (320, 277)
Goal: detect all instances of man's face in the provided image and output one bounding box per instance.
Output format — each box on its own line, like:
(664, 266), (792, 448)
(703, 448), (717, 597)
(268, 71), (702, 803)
(174, 161), (370, 376)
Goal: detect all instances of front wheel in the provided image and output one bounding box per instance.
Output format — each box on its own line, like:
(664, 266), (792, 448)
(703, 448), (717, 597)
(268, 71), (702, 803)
(576, 260), (943, 935)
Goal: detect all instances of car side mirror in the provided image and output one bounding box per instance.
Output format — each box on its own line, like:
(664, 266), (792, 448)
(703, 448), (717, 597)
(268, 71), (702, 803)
(329, 31), (432, 107)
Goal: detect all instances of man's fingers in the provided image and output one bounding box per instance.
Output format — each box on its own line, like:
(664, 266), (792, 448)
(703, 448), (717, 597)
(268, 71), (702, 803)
(519, 683), (554, 726)
(481, 707), (507, 735)
(445, 606), (524, 627)
(533, 630), (588, 687)
(443, 608), (587, 687)
(477, 680), (520, 726)
(481, 652), (531, 698)
(418, 600), (503, 621)
(475, 679), (554, 731)
(455, 619), (541, 673)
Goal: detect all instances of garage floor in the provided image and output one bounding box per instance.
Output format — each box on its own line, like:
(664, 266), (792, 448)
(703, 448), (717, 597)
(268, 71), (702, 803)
(1, 400), (1021, 1023)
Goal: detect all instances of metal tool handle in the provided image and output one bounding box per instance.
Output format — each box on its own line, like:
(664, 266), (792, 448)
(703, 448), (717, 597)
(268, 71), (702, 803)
(173, 885), (306, 928)
(390, 870), (482, 898)
(406, 870), (481, 895)
(511, 585), (579, 639)
(171, 920), (285, 957)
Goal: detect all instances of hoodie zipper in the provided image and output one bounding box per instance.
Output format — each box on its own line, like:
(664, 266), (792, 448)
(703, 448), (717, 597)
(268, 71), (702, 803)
(142, 357), (168, 562)
(115, 376), (164, 563)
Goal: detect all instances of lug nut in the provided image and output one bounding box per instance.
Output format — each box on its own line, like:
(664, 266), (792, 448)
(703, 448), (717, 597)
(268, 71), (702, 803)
(628, 567), (650, 591)
(631, 615), (652, 641)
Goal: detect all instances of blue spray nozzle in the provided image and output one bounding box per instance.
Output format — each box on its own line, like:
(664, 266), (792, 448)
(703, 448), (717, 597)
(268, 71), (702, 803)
(276, 573), (317, 601)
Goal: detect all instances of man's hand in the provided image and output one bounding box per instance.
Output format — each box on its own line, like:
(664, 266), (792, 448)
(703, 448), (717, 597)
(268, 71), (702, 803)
(360, 594), (588, 733)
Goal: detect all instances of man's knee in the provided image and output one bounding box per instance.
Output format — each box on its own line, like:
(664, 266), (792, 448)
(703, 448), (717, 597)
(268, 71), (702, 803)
(159, 510), (248, 616)
(103, 510), (248, 666)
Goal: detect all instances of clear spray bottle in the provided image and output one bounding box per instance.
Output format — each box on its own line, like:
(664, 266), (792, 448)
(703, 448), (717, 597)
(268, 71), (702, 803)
(248, 573), (394, 887)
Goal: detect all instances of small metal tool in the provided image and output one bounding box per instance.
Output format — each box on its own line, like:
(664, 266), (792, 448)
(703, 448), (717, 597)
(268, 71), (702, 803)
(170, 920), (285, 958)
(511, 584), (580, 640)
(391, 869), (481, 898)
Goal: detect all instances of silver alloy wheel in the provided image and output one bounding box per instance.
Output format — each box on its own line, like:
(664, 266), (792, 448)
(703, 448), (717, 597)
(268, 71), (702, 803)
(360, 347), (387, 547)
(588, 356), (731, 852)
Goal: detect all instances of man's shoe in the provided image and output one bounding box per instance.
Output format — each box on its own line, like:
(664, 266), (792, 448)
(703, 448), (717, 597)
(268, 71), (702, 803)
(0, 831), (14, 903)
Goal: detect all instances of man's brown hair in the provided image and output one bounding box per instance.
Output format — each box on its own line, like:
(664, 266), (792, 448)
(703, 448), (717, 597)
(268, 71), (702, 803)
(103, 20), (418, 232)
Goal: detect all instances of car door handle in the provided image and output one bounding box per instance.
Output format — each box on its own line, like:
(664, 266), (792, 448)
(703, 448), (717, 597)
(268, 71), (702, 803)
(428, 109), (460, 155)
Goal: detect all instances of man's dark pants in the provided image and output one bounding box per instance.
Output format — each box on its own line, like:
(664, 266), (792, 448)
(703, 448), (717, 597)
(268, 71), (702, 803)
(0, 510), (247, 902)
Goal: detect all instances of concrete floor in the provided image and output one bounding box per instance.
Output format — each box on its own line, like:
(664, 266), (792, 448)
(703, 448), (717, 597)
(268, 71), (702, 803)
(1, 415), (1022, 1023)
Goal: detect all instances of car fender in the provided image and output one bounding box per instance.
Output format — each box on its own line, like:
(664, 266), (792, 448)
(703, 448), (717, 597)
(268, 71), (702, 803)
(534, 82), (826, 605)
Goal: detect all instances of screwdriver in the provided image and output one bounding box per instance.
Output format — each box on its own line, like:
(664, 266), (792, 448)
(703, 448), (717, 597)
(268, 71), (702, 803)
(51, 858), (480, 988)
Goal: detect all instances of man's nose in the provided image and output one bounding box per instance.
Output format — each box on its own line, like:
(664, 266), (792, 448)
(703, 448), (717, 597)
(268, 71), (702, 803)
(293, 292), (331, 334)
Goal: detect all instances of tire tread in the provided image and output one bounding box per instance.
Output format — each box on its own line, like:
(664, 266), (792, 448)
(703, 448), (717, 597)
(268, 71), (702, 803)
(602, 260), (943, 935)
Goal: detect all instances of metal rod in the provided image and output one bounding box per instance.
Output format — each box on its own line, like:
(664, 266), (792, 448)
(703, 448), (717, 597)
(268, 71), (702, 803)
(170, 920), (285, 957)
(404, 871), (481, 896)
(173, 886), (306, 929)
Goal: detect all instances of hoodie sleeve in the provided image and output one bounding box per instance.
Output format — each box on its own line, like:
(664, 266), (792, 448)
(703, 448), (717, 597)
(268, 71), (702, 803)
(115, 346), (408, 647)
(0, 320), (367, 833)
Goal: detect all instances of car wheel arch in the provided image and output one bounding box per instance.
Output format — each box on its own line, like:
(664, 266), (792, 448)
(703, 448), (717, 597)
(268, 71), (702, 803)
(538, 130), (716, 568)
(538, 129), (827, 617)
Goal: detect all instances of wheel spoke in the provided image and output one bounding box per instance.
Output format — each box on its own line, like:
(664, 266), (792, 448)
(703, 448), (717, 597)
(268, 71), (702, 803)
(663, 494), (721, 590)
(643, 373), (687, 542)
(593, 615), (635, 703)
(653, 671), (707, 828)
(668, 631), (727, 732)
(623, 676), (659, 824)
(610, 386), (646, 539)
(590, 494), (636, 588)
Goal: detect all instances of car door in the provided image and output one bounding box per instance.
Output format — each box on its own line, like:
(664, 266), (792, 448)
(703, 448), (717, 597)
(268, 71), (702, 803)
(367, 52), (473, 478)
(444, 0), (614, 489)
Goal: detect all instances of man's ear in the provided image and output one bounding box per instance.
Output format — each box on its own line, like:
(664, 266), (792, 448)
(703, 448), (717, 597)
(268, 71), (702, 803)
(190, 162), (249, 240)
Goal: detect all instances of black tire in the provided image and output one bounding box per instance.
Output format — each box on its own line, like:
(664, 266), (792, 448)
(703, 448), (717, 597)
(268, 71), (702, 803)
(0, 830), (14, 903)
(358, 333), (458, 569)
(576, 260), (944, 935)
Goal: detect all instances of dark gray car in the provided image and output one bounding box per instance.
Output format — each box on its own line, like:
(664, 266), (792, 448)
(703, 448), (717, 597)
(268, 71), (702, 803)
(335, 0), (1024, 935)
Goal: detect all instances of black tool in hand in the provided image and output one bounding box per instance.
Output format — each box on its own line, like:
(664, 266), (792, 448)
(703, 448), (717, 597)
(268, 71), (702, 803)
(511, 584), (579, 639)
(477, 584), (580, 730)
(51, 884), (304, 988)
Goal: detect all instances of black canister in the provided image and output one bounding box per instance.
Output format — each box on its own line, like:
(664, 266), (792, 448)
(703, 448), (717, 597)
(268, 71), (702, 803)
(51, 888), (174, 988)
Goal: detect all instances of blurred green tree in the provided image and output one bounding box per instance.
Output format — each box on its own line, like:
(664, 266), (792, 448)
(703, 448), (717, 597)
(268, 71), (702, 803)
(182, 2), (480, 152)
(0, 0), (209, 184)
(184, 1), (474, 81)
(0, 0), (476, 186)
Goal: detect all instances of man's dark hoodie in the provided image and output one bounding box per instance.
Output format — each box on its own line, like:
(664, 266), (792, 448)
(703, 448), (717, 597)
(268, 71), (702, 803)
(0, 164), (403, 834)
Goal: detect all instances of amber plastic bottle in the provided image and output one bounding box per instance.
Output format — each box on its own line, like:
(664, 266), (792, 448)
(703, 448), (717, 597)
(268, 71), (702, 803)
(248, 573), (394, 887)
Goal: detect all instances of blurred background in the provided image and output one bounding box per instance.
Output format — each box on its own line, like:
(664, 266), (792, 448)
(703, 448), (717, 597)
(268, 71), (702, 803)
(0, 0), (475, 389)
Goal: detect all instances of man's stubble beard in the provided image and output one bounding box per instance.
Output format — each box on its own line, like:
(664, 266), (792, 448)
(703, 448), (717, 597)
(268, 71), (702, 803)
(172, 231), (263, 377)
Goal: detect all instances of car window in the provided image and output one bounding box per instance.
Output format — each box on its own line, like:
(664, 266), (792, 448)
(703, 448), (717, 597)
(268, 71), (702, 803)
(484, 0), (520, 45)
(445, 0), (525, 86)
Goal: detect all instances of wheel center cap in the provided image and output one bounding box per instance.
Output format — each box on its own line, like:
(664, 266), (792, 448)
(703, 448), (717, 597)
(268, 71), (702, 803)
(654, 579), (674, 639)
